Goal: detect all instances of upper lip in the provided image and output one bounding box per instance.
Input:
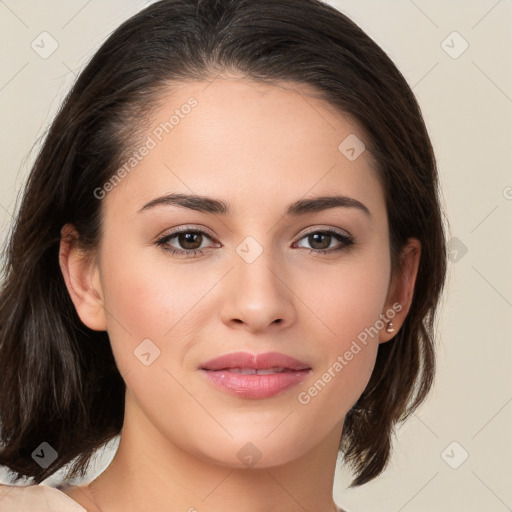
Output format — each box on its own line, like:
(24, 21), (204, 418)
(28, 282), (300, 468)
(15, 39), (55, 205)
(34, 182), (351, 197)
(200, 351), (311, 371)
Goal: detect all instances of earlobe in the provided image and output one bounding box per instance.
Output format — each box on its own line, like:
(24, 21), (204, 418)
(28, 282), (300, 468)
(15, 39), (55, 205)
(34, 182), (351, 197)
(379, 237), (421, 344)
(59, 224), (107, 331)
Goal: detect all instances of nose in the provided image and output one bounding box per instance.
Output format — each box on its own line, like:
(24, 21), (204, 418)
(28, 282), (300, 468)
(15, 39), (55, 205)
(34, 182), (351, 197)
(220, 244), (296, 333)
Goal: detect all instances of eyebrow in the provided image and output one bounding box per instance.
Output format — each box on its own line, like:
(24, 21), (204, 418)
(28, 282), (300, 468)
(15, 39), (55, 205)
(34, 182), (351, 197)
(138, 193), (371, 217)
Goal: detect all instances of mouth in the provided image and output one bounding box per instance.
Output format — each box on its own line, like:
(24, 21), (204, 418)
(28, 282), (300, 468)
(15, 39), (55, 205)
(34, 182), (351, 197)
(199, 351), (312, 399)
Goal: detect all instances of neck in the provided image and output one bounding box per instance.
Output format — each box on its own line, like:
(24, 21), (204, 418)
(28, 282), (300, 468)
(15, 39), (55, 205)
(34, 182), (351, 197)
(86, 390), (342, 512)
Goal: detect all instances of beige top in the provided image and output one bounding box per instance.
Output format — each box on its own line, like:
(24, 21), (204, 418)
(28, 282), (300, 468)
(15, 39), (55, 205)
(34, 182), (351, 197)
(0, 483), (87, 511)
(0, 482), (349, 511)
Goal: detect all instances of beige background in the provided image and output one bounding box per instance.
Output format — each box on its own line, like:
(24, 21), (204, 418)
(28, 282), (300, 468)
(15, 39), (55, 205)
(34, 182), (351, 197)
(1, 1), (511, 511)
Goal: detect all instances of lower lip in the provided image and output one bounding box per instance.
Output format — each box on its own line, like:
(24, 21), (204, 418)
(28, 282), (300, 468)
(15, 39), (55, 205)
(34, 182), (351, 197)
(199, 369), (311, 399)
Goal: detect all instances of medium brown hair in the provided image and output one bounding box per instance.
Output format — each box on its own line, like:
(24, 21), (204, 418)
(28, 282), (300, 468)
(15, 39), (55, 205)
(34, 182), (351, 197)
(0, 0), (447, 487)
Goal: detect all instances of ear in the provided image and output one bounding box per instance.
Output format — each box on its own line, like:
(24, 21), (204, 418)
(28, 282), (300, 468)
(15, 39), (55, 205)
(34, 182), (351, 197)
(59, 223), (108, 331)
(379, 237), (421, 343)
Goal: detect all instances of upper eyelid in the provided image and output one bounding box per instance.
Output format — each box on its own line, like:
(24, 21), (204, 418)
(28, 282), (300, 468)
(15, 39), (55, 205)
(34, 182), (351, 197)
(157, 225), (216, 239)
(295, 225), (352, 238)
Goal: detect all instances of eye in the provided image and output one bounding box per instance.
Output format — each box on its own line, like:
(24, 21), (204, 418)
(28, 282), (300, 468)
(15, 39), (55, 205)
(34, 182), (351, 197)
(155, 228), (218, 258)
(294, 228), (355, 255)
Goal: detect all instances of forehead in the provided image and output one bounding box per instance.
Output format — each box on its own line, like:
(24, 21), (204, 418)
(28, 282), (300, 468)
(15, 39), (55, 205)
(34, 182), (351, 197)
(103, 77), (385, 221)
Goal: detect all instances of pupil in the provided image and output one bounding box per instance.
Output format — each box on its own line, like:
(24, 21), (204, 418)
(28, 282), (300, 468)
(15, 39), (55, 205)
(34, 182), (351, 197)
(310, 233), (329, 250)
(180, 232), (201, 249)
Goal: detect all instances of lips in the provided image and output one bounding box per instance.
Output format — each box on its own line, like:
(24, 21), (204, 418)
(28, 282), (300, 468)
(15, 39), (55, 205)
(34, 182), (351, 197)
(200, 351), (311, 372)
(199, 351), (312, 399)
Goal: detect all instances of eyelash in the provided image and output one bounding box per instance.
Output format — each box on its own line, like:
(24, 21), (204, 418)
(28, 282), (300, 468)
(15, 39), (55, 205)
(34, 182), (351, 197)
(155, 227), (355, 259)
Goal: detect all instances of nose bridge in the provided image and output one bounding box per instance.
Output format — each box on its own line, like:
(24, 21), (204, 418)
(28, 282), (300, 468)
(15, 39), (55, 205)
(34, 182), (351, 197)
(221, 233), (295, 330)
(234, 233), (285, 298)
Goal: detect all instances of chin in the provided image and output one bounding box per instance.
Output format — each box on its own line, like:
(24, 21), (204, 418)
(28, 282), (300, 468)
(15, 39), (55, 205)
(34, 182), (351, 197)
(187, 430), (314, 470)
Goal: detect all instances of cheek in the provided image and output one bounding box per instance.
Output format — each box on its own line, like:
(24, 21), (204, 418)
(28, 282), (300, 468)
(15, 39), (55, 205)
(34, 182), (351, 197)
(97, 243), (235, 393)
(295, 248), (391, 343)
(101, 236), (208, 323)
(291, 251), (390, 409)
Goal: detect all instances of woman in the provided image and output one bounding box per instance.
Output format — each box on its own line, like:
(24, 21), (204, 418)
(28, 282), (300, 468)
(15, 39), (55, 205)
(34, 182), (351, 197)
(0, 0), (447, 510)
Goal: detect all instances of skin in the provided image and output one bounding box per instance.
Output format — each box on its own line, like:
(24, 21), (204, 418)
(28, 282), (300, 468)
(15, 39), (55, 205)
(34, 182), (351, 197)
(58, 76), (421, 512)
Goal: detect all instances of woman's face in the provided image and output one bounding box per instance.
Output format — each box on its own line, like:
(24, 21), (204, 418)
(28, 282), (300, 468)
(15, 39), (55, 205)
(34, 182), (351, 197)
(65, 77), (412, 468)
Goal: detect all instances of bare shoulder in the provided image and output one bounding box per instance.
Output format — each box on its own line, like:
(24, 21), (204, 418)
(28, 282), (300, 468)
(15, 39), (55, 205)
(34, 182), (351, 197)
(0, 482), (88, 511)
